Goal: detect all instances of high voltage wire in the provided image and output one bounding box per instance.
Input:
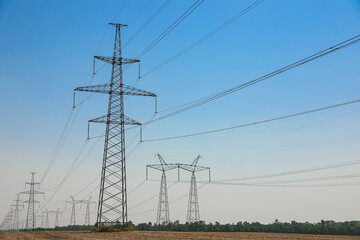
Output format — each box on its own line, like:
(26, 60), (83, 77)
(123, 0), (172, 49)
(142, 0), (264, 78)
(149, 178), (360, 188)
(147, 34), (360, 123)
(214, 159), (360, 182)
(216, 135), (360, 160)
(39, 108), (75, 183)
(205, 181), (360, 188)
(129, 183), (209, 216)
(37, 139), (90, 213)
(127, 0), (155, 28)
(128, 182), (177, 210)
(170, 109), (360, 158)
(127, 0), (205, 67)
(46, 133), (143, 205)
(243, 173), (360, 185)
(110, 0), (131, 22)
(143, 98), (360, 142)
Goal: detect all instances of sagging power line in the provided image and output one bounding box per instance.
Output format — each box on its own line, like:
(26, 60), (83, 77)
(142, 98), (360, 142)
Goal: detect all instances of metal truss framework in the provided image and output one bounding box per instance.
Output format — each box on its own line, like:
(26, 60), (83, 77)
(146, 155), (210, 224)
(20, 172), (44, 230)
(147, 154), (178, 225)
(75, 23), (156, 226)
(43, 209), (62, 228)
(10, 194), (24, 231)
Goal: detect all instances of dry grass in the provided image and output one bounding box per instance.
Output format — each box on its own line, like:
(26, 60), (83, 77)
(1, 231), (360, 240)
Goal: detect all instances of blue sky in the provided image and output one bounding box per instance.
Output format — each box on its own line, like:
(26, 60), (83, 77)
(1, 0), (360, 225)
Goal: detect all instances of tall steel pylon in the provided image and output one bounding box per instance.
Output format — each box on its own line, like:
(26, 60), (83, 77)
(54, 209), (62, 227)
(65, 197), (77, 225)
(178, 156), (210, 223)
(43, 210), (50, 228)
(81, 197), (96, 226)
(20, 172), (44, 230)
(44, 209), (62, 228)
(75, 23), (156, 226)
(147, 154), (179, 225)
(11, 194), (24, 230)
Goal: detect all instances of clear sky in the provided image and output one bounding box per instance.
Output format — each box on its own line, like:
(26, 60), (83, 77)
(1, 0), (360, 226)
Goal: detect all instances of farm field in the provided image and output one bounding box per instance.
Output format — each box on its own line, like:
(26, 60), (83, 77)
(0, 231), (360, 240)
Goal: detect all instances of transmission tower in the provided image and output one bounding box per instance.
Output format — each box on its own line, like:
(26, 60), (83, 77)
(54, 209), (62, 227)
(80, 197), (96, 226)
(10, 194), (24, 230)
(65, 197), (77, 226)
(20, 172), (44, 230)
(43, 209), (62, 228)
(178, 156), (210, 223)
(3, 210), (13, 230)
(74, 23), (156, 226)
(146, 154), (179, 225)
(43, 210), (50, 228)
(8, 209), (15, 230)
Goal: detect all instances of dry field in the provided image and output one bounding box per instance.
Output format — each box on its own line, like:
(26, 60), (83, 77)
(1, 231), (360, 240)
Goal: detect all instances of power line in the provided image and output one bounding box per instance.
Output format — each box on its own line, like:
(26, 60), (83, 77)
(143, 98), (360, 142)
(123, 0), (172, 49)
(206, 181), (360, 188)
(168, 109), (360, 158)
(128, 0), (155, 27)
(37, 139), (90, 213)
(142, 0), (264, 78)
(128, 183), (209, 216)
(146, 34), (360, 124)
(132, 0), (206, 61)
(244, 172), (360, 185)
(111, 0), (131, 22)
(214, 159), (360, 182)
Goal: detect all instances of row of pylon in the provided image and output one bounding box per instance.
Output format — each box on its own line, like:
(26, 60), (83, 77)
(147, 154), (211, 225)
(0, 172), (97, 231)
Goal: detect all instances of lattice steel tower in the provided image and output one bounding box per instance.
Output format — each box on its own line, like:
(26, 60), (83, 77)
(11, 194), (24, 230)
(146, 154), (179, 225)
(178, 156), (210, 223)
(65, 197), (77, 226)
(75, 23), (156, 225)
(20, 172), (44, 230)
(80, 197), (96, 225)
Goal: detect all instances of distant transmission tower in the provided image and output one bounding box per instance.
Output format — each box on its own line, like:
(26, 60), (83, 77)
(75, 23), (156, 226)
(80, 197), (96, 226)
(43, 210), (50, 228)
(65, 197), (77, 226)
(20, 172), (44, 230)
(44, 209), (62, 228)
(11, 194), (24, 230)
(66, 196), (95, 226)
(54, 209), (62, 227)
(179, 156), (210, 223)
(146, 154), (179, 225)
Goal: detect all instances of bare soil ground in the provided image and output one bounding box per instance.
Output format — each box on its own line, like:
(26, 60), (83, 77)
(1, 231), (360, 240)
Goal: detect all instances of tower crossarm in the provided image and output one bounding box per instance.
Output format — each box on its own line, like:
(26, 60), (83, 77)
(75, 83), (156, 97)
(74, 83), (111, 94)
(89, 114), (141, 125)
(94, 56), (139, 65)
(147, 164), (179, 172)
(178, 164), (209, 173)
(123, 84), (156, 97)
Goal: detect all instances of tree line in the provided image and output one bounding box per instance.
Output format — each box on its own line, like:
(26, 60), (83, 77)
(135, 220), (360, 236)
(13, 220), (360, 236)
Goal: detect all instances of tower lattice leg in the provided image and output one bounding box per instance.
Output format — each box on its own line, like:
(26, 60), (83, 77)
(187, 172), (200, 223)
(156, 171), (170, 225)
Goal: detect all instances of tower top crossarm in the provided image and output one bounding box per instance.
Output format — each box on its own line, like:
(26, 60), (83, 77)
(178, 155), (209, 173)
(109, 23), (128, 27)
(147, 154), (179, 172)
